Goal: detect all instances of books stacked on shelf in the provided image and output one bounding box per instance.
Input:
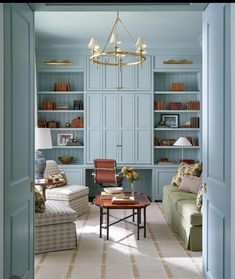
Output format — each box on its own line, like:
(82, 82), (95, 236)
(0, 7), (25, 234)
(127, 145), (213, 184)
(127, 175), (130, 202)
(191, 117), (200, 128)
(158, 158), (173, 165)
(112, 195), (135, 204)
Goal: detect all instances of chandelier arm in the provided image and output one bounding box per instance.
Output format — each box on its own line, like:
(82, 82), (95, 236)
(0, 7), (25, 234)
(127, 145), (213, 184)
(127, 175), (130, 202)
(118, 17), (136, 46)
(103, 16), (119, 52)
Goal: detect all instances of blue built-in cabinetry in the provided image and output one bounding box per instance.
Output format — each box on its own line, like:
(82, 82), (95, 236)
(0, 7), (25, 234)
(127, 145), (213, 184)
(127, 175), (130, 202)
(36, 55), (86, 166)
(36, 52), (201, 200)
(86, 93), (151, 164)
(86, 55), (152, 91)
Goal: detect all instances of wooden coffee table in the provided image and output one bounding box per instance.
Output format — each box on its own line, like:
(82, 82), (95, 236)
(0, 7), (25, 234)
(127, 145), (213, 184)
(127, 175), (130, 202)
(95, 192), (151, 240)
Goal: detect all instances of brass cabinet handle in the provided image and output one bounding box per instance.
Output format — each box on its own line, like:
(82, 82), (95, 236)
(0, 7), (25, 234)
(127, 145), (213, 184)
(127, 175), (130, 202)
(116, 144), (122, 147)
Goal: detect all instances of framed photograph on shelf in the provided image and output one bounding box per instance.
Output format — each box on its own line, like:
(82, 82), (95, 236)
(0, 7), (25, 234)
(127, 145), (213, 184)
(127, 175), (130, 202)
(161, 114), (179, 128)
(57, 133), (73, 146)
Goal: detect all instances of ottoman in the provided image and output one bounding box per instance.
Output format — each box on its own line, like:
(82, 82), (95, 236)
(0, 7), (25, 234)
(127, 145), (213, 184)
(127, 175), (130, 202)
(45, 185), (89, 217)
(35, 200), (77, 254)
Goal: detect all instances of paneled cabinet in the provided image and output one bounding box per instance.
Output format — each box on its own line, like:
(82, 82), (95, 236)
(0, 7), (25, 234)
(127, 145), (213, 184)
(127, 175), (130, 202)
(86, 55), (151, 91)
(86, 93), (151, 164)
(153, 166), (178, 200)
(58, 165), (85, 185)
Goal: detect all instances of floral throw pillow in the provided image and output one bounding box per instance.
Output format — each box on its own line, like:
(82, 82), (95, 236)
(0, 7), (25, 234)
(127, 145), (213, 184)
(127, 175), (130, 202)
(35, 189), (45, 213)
(46, 171), (67, 189)
(171, 162), (203, 187)
(196, 183), (203, 211)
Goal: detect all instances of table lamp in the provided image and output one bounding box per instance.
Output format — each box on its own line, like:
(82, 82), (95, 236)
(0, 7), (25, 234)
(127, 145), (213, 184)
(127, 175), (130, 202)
(173, 137), (192, 163)
(35, 128), (52, 179)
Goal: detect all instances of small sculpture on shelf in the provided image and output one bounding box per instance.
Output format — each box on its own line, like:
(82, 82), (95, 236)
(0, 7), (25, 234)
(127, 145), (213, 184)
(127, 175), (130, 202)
(156, 120), (168, 128)
(180, 120), (191, 128)
(65, 122), (71, 128)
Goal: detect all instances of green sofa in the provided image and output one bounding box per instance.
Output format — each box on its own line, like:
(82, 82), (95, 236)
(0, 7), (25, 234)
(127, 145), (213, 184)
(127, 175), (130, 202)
(162, 184), (202, 251)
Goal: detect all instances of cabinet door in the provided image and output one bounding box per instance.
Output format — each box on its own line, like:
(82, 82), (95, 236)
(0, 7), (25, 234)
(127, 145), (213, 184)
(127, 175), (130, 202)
(86, 94), (103, 163)
(119, 94), (134, 163)
(58, 165), (84, 185)
(119, 58), (135, 90)
(103, 64), (118, 90)
(135, 56), (151, 91)
(135, 94), (151, 164)
(86, 56), (102, 90)
(103, 94), (118, 160)
(154, 169), (177, 200)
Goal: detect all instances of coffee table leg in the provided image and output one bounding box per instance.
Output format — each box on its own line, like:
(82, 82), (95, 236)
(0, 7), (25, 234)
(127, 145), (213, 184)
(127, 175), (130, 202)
(137, 209), (140, 240)
(144, 207), (146, 238)
(107, 208), (109, 240)
(100, 207), (103, 238)
(133, 209), (135, 222)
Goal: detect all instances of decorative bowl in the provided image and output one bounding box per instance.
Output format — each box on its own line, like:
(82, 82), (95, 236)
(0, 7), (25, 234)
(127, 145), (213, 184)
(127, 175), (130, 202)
(103, 187), (123, 194)
(58, 156), (73, 164)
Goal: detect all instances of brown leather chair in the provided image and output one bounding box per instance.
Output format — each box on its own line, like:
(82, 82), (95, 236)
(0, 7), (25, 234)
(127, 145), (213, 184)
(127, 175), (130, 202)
(93, 159), (124, 189)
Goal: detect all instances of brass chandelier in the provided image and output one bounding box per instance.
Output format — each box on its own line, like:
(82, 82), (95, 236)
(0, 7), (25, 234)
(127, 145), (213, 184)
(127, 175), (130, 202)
(88, 12), (147, 67)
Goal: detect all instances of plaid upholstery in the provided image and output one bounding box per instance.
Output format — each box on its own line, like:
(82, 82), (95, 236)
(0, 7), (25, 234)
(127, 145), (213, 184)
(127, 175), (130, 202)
(46, 185), (89, 200)
(60, 195), (89, 217)
(35, 200), (77, 227)
(35, 200), (77, 254)
(44, 160), (61, 177)
(44, 160), (89, 216)
(35, 222), (77, 254)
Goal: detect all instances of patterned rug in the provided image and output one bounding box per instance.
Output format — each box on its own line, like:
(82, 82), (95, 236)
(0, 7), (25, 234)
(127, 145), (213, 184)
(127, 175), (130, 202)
(35, 202), (202, 279)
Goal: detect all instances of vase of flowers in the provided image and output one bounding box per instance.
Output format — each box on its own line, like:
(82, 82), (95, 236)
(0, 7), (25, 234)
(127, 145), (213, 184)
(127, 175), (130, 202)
(120, 166), (139, 198)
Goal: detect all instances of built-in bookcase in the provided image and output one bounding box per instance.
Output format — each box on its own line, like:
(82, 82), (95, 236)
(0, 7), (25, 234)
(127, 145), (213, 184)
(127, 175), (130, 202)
(36, 69), (85, 165)
(153, 70), (201, 165)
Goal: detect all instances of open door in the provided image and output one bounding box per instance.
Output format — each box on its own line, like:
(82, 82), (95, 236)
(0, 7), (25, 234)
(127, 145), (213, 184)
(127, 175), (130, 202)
(4, 3), (34, 278)
(202, 3), (231, 279)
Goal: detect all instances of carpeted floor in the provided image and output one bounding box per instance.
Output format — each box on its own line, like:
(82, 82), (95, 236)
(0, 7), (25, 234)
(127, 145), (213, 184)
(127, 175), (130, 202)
(35, 202), (202, 279)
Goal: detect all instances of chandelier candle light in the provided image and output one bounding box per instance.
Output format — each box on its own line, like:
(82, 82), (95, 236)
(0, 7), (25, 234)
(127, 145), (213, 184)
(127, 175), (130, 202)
(88, 12), (147, 67)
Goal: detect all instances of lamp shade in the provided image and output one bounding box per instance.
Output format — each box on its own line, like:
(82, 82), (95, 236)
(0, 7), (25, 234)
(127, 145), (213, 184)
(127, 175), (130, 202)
(35, 128), (52, 150)
(173, 137), (192, 147)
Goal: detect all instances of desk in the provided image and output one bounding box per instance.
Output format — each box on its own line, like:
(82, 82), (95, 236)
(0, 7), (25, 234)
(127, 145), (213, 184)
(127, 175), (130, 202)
(95, 192), (151, 240)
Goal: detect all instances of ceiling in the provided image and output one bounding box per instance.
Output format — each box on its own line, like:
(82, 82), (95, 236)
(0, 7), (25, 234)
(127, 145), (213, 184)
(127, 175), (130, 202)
(35, 9), (204, 49)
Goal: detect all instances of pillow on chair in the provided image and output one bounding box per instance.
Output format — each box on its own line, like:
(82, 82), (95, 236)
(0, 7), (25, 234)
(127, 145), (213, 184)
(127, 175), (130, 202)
(35, 189), (45, 213)
(171, 162), (202, 187)
(46, 170), (67, 189)
(179, 175), (202, 195)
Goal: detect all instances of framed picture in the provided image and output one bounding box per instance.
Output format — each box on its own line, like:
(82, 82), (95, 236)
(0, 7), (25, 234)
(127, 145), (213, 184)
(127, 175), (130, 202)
(161, 114), (179, 128)
(57, 133), (73, 146)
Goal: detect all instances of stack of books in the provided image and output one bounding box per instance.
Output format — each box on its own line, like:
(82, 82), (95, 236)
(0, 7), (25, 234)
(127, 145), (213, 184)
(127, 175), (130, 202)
(112, 195), (135, 204)
(100, 192), (124, 200)
(158, 158), (173, 165)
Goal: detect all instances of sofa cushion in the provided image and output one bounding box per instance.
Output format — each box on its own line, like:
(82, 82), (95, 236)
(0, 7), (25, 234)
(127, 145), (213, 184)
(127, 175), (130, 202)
(176, 200), (202, 226)
(46, 184), (89, 201)
(163, 184), (182, 195)
(35, 200), (77, 227)
(168, 191), (196, 208)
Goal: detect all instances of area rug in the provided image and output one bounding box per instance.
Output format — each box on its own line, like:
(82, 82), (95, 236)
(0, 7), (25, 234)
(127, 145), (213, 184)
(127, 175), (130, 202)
(35, 202), (202, 279)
